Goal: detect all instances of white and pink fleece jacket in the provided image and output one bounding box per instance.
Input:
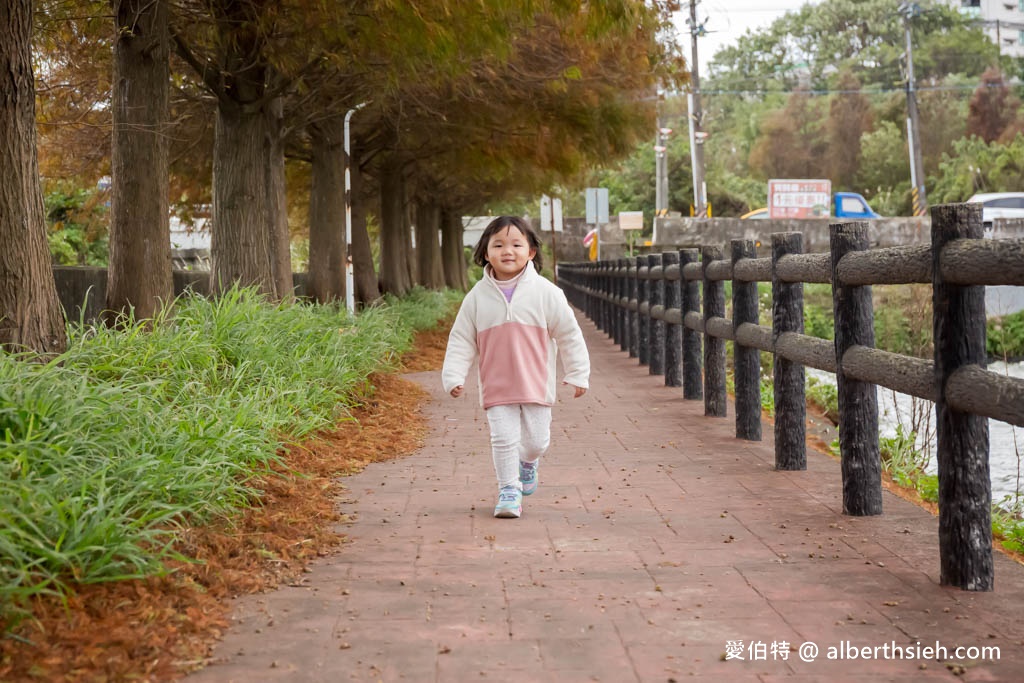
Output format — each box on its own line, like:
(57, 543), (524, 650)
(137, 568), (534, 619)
(442, 265), (590, 409)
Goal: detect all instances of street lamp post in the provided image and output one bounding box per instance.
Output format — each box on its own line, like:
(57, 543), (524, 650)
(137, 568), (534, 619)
(344, 102), (368, 314)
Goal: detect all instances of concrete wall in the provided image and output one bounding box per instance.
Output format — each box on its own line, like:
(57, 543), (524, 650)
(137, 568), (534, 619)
(651, 216), (931, 255)
(545, 216), (936, 261)
(54, 215), (1024, 323)
(54, 267), (309, 325)
(587, 215), (1024, 260)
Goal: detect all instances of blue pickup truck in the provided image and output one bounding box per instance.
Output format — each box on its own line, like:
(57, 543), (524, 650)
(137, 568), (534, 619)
(832, 191), (880, 219)
(743, 190), (881, 219)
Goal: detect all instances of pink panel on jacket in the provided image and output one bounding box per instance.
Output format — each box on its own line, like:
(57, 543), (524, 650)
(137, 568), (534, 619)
(477, 321), (550, 408)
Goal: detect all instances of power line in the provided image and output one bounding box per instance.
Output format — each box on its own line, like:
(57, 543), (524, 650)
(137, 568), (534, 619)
(697, 82), (1021, 97)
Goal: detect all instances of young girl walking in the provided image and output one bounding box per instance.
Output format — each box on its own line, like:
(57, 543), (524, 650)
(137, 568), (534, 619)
(442, 215), (590, 518)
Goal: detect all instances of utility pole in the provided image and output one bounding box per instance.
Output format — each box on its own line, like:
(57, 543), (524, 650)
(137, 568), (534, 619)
(654, 119), (671, 216)
(900, 2), (928, 216)
(655, 118), (665, 216)
(687, 0), (708, 217)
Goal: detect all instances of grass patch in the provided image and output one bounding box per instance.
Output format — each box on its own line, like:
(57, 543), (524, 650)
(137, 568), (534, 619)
(806, 375), (838, 424)
(0, 286), (458, 619)
(993, 504), (1024, 556)
(988, 310), (1024, 360)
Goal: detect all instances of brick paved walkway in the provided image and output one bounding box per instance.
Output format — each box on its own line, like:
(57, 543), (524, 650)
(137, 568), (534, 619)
(188, 312), (1024, 682)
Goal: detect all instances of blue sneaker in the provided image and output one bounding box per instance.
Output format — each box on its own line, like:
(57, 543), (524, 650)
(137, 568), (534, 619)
(494, 486), (522, 518)
(519, 460), (538, 496)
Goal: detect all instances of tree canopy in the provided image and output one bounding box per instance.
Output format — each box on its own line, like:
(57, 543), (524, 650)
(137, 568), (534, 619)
(583, 0), (1024, 220)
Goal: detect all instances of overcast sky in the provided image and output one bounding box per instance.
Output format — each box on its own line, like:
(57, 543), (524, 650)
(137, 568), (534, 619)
(672, 0), (823, 66)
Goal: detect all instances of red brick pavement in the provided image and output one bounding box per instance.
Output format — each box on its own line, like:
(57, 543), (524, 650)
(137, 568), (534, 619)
(188, 312), (1024, 682)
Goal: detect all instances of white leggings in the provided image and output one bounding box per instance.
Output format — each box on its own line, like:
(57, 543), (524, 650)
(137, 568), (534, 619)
(484, 403), (552, 490)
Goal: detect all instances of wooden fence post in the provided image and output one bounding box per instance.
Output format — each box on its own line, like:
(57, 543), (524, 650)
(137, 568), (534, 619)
(681, 249), (703, 400)
(618, 259), (629, 352)
(606, 260), (616, 340)
(702, 245), (727, 417)
(830, 222), (882, 516)
(589, 264), (598, 323)
(732, 239), (761, 440)
(600, 261), (610, 334)
(649, 253), (665, 375)
(772, 232), (806, 470)
(664, 250), (682, 388)
(606, 260), (616, 342)
(638, 255), (650, 366)
(932, 202), (993, 591)
(590, 263), (598, 321)
(629, 257), (639, 359)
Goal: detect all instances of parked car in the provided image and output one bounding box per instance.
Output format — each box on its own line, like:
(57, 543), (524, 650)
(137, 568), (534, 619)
(740, 207), (768, 220)
(966, 192), (1024, 229)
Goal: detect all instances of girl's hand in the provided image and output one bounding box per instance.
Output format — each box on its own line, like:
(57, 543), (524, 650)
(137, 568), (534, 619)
(563, 382), (587, 398)
(450, 385), (464, 398)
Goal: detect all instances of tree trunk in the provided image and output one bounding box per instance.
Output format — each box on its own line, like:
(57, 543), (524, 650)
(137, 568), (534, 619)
(211, 105), (276, 297)
(105, 0), (173, 325)
(0, 0), (67, 355)
(414, 199), (445, 289)
(350, 153), (380, 306)
(208, 1), (276, 299)
(378, 153), (411, 296)
(266, 96), (291, 302)
(307, 118), (345, 303)
(440, 206), (467, 290)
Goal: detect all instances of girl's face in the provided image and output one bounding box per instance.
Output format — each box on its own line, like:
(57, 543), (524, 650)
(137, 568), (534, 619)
(486, 225), (536, 280)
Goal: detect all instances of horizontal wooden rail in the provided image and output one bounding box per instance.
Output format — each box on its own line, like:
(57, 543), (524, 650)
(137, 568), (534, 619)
(776, 252), (831, 283)
(947, 365), (1024, 427)
(943, 238), (1024, 285)
(841, 345), (935, 401)
(775, 332), (837, 374)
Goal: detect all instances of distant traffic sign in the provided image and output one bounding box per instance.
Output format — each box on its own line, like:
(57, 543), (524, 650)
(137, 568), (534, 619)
(585, 187), (609, 224)
(618, 211), (644, 231)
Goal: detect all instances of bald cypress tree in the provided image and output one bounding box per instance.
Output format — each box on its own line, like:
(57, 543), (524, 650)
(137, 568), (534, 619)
(0, 0), (67, 356)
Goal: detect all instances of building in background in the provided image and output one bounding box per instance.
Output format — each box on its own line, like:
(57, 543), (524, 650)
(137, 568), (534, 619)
(170, 207), (211, 270)
(950, 0), (1024, 57)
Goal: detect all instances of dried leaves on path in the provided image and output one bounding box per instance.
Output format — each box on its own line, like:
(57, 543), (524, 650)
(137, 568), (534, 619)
(0, 325), (450, 682)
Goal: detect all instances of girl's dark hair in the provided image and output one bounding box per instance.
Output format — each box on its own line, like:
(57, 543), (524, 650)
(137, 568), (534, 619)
(472, 215), (543, 272)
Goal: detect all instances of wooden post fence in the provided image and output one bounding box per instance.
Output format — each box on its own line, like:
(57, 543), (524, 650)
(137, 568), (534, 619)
(554, 201), (1024, 591)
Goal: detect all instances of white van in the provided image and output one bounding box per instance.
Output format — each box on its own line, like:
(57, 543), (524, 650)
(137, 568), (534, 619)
(966, 192), (1024, 229)
(966, 192), (1024, 317)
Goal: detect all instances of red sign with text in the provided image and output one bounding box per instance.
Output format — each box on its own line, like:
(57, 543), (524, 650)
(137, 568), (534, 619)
(768, 179), (831, 218)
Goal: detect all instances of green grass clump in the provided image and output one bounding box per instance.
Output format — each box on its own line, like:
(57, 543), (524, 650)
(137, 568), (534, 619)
(992, 505), (1024, 555)
(806, 376), (838, 424)
(0, 286), (456, 616)
(916, 474), (939, 504)
(988, 310), (1024, 360)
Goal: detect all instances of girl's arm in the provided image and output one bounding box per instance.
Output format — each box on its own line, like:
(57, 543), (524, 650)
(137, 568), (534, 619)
(548, 290), (590, 392)
(441, 295), (478, 397)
